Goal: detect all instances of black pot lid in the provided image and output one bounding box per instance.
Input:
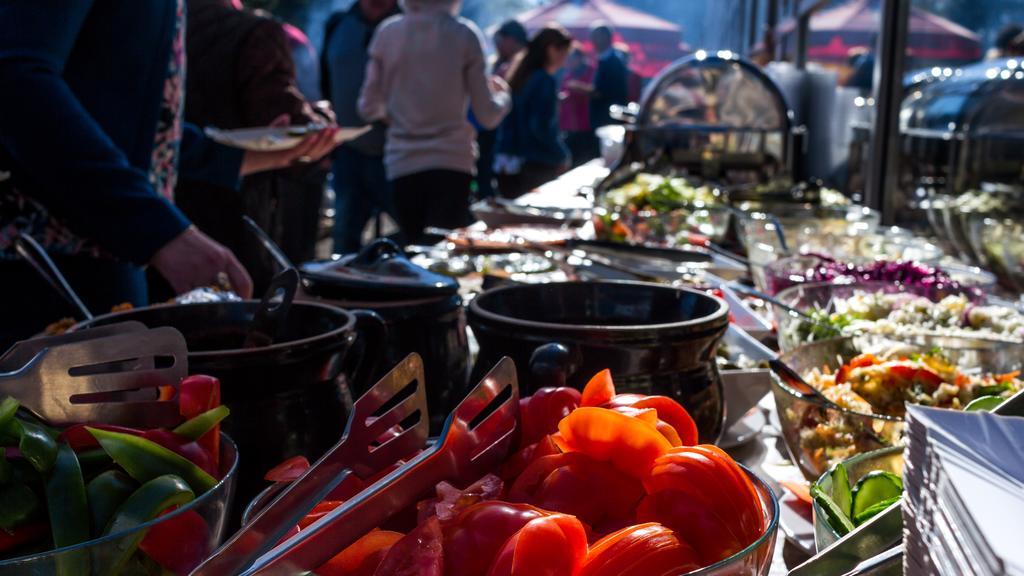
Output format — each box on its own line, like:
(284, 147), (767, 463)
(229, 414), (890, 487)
(301, 239), (458, 301)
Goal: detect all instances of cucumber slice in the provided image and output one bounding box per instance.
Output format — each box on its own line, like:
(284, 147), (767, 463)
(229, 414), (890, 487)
(975, 383), (1012, 397)
(811, 484), (855, 536)
(853, 495), (902, 525)
(830, 462), (853, 518)
(851, 471), (903, 519)
(965, 395), (1005, 412)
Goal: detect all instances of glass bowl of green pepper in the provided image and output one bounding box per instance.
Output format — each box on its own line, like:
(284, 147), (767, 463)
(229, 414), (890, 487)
(811, 446), (904, 551)
(0, 399), (238, 575)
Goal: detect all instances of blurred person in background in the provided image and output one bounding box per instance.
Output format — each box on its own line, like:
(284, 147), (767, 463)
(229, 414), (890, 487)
(496, 25), (574, 199)
(988, 24), (1024, 59)
(614, 42), (644, 103)
(179, 0), (339, 292)
(359, 0), (511, 244)
(567, 23), (629, 131)
(0, 0), (335, 348)
(322, 0), (400, 254)
(474, 19), (528, 201)
(560, 47), (597, 166)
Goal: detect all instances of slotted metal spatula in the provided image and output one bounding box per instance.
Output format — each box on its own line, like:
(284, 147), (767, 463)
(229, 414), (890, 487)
(0, 321), (149, 373)
(0, 327), (188, 428)
(243, 357), (520, 575)
(191, 352), (430, 576)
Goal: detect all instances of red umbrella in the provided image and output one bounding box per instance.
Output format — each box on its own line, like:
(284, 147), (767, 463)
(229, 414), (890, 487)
(514, 0), (685, 77)
(781, 0), (981, 64)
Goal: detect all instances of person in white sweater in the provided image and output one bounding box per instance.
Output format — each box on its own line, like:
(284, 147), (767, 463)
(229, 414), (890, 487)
(358, 0), (512, 244)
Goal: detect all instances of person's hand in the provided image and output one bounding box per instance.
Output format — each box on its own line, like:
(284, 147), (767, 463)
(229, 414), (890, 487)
(239, 114), (341, 176)
(150, 226), (253, 299)
(489, 75), (510, 94)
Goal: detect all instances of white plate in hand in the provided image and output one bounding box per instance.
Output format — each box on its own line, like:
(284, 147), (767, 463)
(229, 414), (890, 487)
(204, 124), (371, 152)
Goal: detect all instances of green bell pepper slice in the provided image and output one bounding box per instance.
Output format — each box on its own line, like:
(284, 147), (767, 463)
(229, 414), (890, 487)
(172, 405), (229, 441)
(87, 428), (217, 494)
(0, 483), (38, 530)
(0, 397), (18, 431)
(87, 470), (138, 536)
(45, 443), (91, 576)
(100, 475), (195, 575)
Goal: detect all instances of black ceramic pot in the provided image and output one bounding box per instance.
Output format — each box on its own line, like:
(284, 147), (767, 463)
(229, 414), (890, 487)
(468, 281), (729, 443)
(301, 239), (469, 431)
(76, 301), (386, 507)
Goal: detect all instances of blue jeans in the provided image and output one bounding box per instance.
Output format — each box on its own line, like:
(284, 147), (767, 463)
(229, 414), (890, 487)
(331, 146), (392, 254)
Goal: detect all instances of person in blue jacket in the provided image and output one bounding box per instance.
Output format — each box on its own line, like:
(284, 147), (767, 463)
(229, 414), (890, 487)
(495, 25), (574, 199)
(0, 0), (338, 348)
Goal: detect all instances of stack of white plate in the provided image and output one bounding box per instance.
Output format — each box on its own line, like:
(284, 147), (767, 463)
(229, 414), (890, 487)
(903, 405), (1024, 575)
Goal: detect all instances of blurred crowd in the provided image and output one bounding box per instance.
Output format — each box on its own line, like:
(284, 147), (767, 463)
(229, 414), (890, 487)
(0, 0), (639, 347)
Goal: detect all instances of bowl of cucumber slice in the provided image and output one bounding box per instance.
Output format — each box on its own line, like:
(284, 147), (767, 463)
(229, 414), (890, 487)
(810, 446), (905, 551)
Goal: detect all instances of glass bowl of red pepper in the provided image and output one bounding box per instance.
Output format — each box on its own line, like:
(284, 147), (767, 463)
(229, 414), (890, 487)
(0, 396), (238, 575)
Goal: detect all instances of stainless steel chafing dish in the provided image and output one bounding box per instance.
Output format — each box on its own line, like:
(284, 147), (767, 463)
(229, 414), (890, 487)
(597, 52), (803, 193)
(896, 59), (1024, 272)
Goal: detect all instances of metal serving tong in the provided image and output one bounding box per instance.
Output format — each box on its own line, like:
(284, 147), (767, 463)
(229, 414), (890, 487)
(191, 353), (430, 576)
(241, 357), (520, 576)
(0, 325), (188, 428)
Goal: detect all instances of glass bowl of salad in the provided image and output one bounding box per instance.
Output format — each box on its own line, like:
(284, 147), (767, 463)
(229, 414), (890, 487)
(770, 281), (1023, 352)
(593, 173), (733, 245)
(0, 401), (238, 575)
(771, 334), (1024, 479)
(738, 206), (880, 291)
(812, 446), (904, 551)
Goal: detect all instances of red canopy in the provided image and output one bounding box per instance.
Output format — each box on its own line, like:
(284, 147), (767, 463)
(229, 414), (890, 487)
(788, 0), (982, 64)
(513, 0), (684, 77)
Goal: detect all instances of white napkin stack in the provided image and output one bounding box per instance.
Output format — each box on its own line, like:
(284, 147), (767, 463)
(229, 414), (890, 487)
(903, 405), (1024, 576)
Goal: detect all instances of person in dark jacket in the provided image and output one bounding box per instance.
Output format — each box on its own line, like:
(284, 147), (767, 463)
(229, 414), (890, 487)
(322, 0), (400, 254)
(474, 19), (528, 201)
(177, 0), (339, 292)
(495, 25), (574, 199)
(0, 0), (336, 349)
(571, 23), (629, 130)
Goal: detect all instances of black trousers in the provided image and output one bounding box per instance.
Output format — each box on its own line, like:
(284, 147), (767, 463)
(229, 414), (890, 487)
(391, 169), (473, 245)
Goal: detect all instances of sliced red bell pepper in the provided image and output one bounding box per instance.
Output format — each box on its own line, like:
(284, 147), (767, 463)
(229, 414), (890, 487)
(640, 446), (765, 564)
(518, 387), (581, 448)
(138, 508), (210, 575)
(556, 407), (672, 478)
(372, 516), (444, 576)
(60, 424), (143, 452)
(500, 435), (561, 481)
(140, 429), (217, 478)
(578, 522), (701, 576)
(178, 375), (222, 468)
(264, 455), (311, 483)
(580, 370), (616, 407)
(442, 501), (550, 576)
(0, 521), (48, 555)
(606, 395), (699, 447)
(316, 529), (404, 576)
(888, 364), (943, 390)
(486, 514), (588, 576)
(299, 500), (346, 530)
(508, 452), (645, 533)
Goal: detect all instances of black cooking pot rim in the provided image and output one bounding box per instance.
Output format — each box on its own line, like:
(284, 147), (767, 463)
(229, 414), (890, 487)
(75, 301), (356, 359)
(469, 281), (729, 332)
